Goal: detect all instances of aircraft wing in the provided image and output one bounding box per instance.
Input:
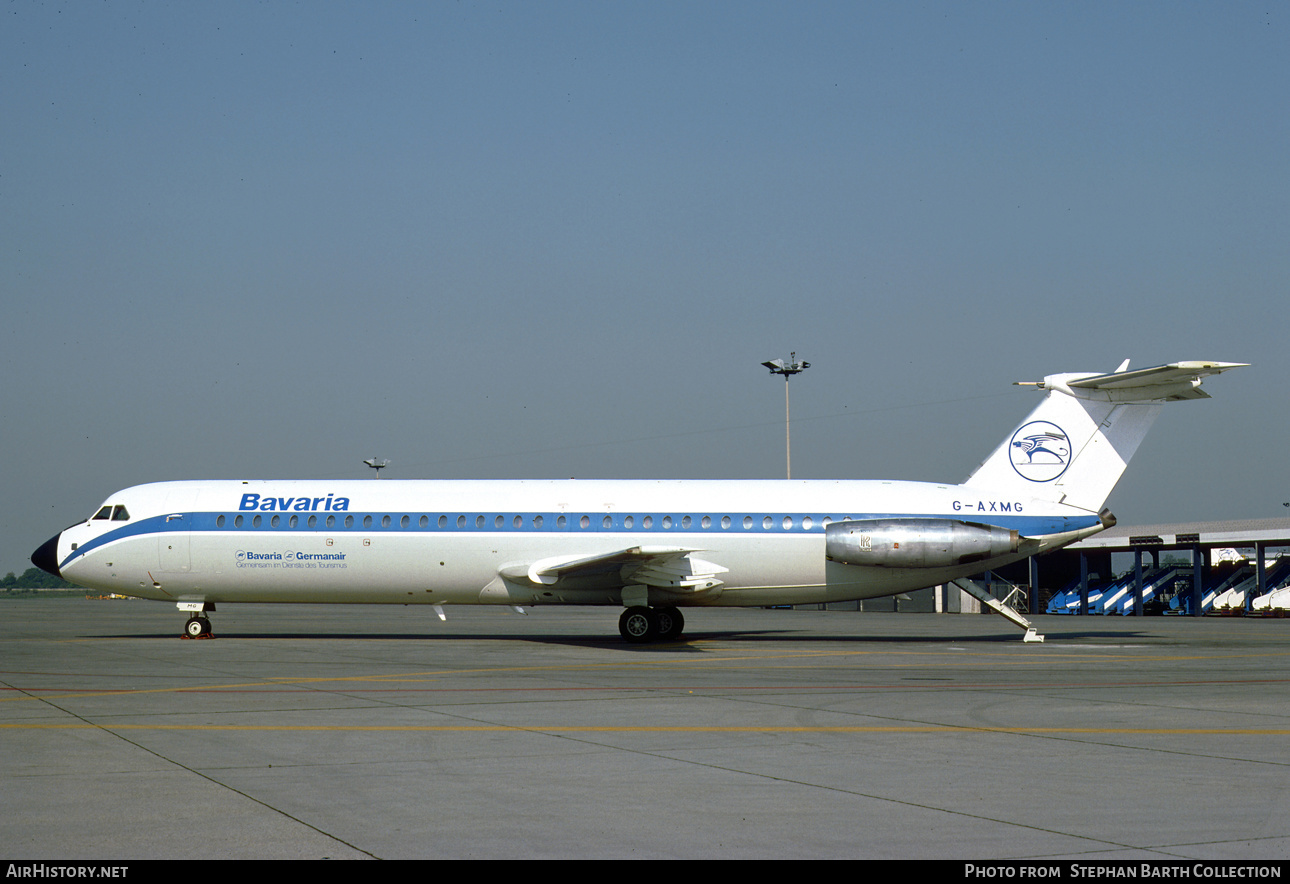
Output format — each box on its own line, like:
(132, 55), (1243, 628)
(507, 546), (729, 592)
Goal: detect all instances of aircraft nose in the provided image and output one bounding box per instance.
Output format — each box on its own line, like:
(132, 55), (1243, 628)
(31, 533), (62, 579)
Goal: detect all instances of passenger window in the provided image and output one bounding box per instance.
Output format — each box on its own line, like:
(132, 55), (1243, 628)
(290, 515), (299, 528)
(419, 515), (429, 528)
(514, 515), (523, 529)
(557, 515), (567, 529)
(603, 515), (613, 529)
(579, 515), (590, 529)
(382, 515), (392, 528)
(701, 516), (711, 529)
(217, 515), (226, 528)
(401, 515), (410, 529)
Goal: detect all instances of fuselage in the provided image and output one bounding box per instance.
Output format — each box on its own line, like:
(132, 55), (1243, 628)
(37, 478), (1104, 609)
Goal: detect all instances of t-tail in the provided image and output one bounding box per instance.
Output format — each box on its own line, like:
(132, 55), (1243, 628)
(964, 360), (1247, 515)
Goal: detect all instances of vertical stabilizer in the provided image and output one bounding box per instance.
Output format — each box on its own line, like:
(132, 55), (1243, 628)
(964, 361), (1245, 514)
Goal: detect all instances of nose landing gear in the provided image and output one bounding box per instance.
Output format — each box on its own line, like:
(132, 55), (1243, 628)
(178, 602), (215, 639)
(183, 616), (213, 639)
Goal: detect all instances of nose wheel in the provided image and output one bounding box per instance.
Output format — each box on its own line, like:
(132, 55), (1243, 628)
(183, 615), (213, 639)
(618, 606), (684, 643)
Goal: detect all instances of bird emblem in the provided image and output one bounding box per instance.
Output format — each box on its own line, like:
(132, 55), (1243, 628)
(1011, 432), (1068, 463)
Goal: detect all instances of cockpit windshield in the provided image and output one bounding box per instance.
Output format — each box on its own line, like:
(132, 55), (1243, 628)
(92, 505), (130, 522)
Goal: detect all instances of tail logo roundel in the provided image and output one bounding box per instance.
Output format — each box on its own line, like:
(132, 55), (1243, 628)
(1008, 421), (1070, 482)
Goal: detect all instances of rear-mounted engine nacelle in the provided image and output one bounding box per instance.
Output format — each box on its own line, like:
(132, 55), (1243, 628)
(825, 519), (1019, 569)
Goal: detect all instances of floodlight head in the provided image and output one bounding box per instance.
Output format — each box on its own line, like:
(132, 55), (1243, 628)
(762, 353), (810, 378)
(363, 458), (391, 478)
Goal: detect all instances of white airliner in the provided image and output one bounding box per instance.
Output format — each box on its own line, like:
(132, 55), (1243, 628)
(31, 360), (1243, 642)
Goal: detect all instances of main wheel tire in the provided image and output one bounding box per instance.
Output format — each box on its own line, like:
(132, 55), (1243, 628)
(619, 607), (656, 643)
(185, 617), (209, 638)
(655, 606), (684, 640)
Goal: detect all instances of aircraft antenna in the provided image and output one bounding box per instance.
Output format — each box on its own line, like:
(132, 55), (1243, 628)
(760, 352), (811, 479)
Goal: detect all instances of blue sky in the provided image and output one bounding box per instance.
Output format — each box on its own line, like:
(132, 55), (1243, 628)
(2, 1), (1285, 575)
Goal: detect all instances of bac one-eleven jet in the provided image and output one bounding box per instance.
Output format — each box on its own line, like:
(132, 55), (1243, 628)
(32, 360), (1243, 642)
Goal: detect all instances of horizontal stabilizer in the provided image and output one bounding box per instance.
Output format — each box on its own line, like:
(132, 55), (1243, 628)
(1045, 361), (1247, 402)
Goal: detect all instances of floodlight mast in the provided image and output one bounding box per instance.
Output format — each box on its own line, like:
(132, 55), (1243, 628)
(363, 458), (390, 478)
(760, 352), (810, 479)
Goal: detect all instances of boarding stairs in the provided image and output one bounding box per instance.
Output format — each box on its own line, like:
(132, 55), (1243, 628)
(952, 574), (1043, 642)
(1249, 557), (1290, 614)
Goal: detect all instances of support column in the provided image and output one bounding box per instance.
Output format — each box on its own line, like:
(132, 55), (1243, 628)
(1134, 549), (1144, 617)
(1029, 556), (1040, 615)
(1255, 542), (1267, 612)
(1192, 545), (1204, 617)
(1079, 552), (1089, 616)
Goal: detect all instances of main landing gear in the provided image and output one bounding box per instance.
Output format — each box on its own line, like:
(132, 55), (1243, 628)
(618, 606), (685, 643)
